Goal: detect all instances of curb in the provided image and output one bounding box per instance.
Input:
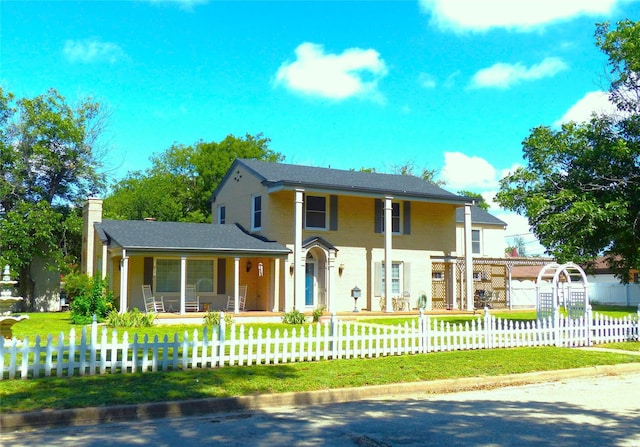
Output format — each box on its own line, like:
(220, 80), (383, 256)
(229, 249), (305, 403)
(3, 362), (640, 432)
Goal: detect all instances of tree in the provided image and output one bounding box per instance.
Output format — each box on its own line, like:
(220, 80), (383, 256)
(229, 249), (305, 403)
(104, 133), (283, 221)
(505, 236), (527, 257)
(389, 160), (445, 186)
(495, 20), (640, 282)
(457, 190), (489, 210)
(0, 88), (106, 308)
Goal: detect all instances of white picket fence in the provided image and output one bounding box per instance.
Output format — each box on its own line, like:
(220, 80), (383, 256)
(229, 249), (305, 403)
(2, 309), (639, 380)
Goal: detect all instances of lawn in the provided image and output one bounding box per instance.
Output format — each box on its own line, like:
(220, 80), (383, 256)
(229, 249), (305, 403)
(1, 346), (638, 414)
(2, 306), (637, 414)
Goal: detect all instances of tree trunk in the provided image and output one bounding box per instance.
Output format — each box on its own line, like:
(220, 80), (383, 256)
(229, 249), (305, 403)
(17, 264), (36, 311)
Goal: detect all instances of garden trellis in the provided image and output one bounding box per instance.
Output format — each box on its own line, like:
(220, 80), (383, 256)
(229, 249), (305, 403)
(2, 307), (638, 380)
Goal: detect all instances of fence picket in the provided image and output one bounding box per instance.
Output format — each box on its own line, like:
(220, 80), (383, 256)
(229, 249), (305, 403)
(2, 311), (638, 380)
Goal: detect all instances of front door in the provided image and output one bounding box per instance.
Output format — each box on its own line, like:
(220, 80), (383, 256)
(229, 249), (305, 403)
(305, 260), (316, 307)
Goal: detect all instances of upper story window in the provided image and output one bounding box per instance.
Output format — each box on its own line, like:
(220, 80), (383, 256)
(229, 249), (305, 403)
(252, 195), (262, 231)
(375, 199), (410, 235)
(218, 205), (226, 224)
(472, 229), (481, 254)
(305, 195), (327, 229)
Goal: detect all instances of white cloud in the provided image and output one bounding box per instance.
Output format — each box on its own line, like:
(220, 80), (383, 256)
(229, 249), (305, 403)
(553, 90), (617, 126)
(143, 0), (208, 10)
(495, 212), (548, 256)
(275, 42), (388, 101)
(419, 0), (619, 32)
(440, 152), (548, 255)
(440, 152), (498, 191)
(470, 57), (568, 89)
(63, 39), (125, 64)
(419, 72), (437, 89)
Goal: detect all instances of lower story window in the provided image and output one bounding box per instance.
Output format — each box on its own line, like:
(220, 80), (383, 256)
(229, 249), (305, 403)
(155, 259), (215, 293)
(381, 262), (402, 295)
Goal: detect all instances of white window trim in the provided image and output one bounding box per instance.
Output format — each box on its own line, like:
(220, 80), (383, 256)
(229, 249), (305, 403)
(217, 204), (226, 224)
(251, 194), (262, 231)
(382, 261), (403, 295)
(381, 201), (402, 235)
(305, 194), (328, 230)
(471, 228), (481, 255)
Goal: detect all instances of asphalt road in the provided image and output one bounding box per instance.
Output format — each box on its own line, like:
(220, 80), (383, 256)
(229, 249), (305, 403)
(3, 373), (639, 447)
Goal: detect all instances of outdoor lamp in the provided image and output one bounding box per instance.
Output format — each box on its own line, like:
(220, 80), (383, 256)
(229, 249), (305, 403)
(339, 263), (345, 276)
(351, 286), (361, 312)
(246, 260), (252, 272)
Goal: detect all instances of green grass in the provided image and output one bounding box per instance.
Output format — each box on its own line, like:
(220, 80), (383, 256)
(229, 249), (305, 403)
(358, 306), (638, 327)
(1, 346), (638, 414)
(3, 307), (637, 415)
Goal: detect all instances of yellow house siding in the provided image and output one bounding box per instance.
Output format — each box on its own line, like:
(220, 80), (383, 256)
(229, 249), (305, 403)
(212, 164), (268, 232)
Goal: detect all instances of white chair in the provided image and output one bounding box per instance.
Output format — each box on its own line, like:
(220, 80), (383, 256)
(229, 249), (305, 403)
(142, 285), (165, 313)
(185, 285), (200, 312)
(226, 285), (247, 312)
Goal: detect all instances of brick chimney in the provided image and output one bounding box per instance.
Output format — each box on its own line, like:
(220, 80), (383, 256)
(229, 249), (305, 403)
(81, 198), (103, 276)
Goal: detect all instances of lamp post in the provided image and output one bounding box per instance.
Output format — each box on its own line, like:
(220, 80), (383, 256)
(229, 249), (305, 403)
(351, 286), (361, 312)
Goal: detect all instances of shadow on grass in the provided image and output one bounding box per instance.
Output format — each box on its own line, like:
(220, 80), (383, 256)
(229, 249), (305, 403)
(3, 382), (639, 446)
(1, 362), (300, 415)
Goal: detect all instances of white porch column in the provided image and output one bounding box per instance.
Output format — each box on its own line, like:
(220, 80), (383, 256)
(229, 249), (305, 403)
(234, 257), (240, 313)
(179, 256), (187, 315)
(294, 188), (305, 310)
(463, 204), (474, 311)
(270, 258), (280, 312)
(101, 244), (108, 280)
(447, 257), (457, 310)
(384, 196), (393, 313)
(327, 251), (336, 311)
(119, 249), (128, 314)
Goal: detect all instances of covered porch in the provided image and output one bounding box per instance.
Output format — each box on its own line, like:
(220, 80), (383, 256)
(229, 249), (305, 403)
(89, 219), (291, 315)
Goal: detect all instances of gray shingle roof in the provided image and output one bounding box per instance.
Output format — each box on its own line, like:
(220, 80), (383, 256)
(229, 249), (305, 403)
(95, 220), (290, 255)
(217, 159), (469, 203)
(455, 206), (507, 227)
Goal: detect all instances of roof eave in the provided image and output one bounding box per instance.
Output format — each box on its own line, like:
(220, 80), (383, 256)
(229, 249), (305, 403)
(266, 181), (468, 205)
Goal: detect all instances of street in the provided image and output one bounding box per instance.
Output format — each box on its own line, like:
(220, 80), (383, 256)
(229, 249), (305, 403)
(3, 373), (639, 447)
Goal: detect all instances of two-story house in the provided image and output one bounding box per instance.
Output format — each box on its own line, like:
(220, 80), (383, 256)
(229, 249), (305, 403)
(211, 159), (477, 313)
(83, 158), (483, 314)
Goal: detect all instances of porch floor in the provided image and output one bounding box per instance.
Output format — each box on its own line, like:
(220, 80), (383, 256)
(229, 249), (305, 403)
(154, 308), (478, 325)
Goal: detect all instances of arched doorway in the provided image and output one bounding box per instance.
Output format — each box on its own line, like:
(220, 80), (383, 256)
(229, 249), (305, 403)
(305, 248), (328, 310)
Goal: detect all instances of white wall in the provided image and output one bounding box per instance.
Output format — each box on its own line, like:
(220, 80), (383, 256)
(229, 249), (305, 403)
(509, 280), (640, 309)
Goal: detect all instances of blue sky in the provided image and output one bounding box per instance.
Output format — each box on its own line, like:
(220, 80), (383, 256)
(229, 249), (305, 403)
(3, 0), (640, 255)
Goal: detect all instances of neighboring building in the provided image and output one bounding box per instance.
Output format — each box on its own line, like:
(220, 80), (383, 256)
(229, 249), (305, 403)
(582, 256), (640, 284)
(84, 159), (508, 314)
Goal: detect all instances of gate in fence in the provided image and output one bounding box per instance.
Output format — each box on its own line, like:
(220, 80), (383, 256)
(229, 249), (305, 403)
(537, 262), (590, 320)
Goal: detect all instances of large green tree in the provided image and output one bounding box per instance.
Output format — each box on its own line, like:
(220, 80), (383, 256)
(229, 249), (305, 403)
(0, 88), (106, 307)
(495, 20), (640, 281)
(104, 133), (283, 222)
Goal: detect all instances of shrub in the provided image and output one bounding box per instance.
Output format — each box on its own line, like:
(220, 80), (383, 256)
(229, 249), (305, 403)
(312, 306), (326, 322)
(106, 308), (156, 328)
(203, 311), (234, 326)
(70, 276), (115, 325)
(62, 271), (92, 302)
(282, 308), (306, 324)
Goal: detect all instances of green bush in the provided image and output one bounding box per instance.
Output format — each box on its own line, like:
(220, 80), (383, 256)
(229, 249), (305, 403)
(62, 271), (92, 302)
(203, 311), (234, 326)
(282, 308), (307, 324)
(106, 308), (156, 328)
(69, 276), (115, 325)
(312, 306), (326, 322)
